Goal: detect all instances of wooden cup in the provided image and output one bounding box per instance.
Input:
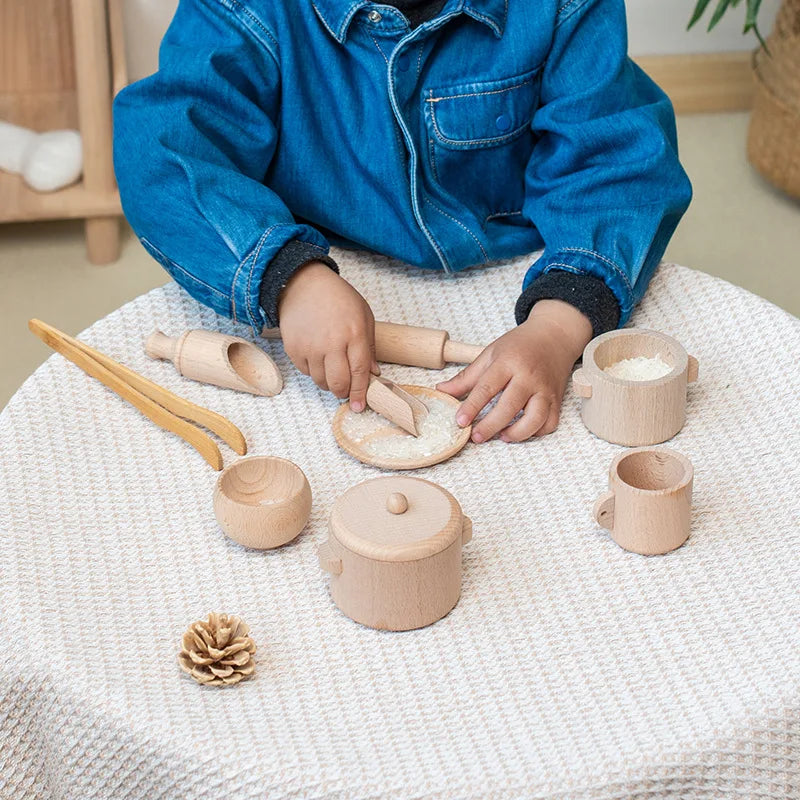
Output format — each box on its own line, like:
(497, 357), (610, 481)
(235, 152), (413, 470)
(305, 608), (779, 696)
(593, 447), (694, 555)
(573, 329), (699, 446)
(213, 456), (311, 549)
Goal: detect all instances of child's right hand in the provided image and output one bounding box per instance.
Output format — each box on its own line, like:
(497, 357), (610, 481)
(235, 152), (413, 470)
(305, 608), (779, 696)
(278, 261), (379, 411)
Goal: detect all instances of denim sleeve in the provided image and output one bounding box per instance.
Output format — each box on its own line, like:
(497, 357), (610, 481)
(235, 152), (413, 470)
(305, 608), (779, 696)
(113, 0), (331, 331)
(521, 0), (693, 326)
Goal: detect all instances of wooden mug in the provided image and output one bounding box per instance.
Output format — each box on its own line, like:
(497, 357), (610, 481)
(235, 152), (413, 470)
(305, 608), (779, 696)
(593, 447), (694, 555)
(573, 329), (699, 446)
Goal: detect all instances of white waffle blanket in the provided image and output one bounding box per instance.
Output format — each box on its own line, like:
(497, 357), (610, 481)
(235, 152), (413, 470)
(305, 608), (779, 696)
(1, 251), (799, 799)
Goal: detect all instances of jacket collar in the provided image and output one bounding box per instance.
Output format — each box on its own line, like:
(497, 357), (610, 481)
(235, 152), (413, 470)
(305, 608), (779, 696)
(311, 0), (507, 44)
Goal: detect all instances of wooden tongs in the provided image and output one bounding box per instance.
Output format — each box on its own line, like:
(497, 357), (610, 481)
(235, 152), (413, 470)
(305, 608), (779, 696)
(366, 376), (428, 437)
(29, 319), (247, 470)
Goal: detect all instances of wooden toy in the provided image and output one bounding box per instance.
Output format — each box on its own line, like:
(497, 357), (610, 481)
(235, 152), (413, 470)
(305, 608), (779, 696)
(593, 447), (694, 555)
(332, 385), (471, 470)
(366, 376), (428, 436)
(213, 456), (312, 549)
(29, 319), (246, 470)
(263, 320), (485, 369)
(318, 476), (473, 630)
(146, 329), (283, 397)
(572, 329), (699, 446)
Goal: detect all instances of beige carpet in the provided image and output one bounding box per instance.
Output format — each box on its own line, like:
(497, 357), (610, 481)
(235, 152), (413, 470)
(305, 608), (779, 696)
(1, 111), (798, 410)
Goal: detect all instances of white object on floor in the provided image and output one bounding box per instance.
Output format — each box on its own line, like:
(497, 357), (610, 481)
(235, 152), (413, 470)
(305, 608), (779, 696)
(1, 257), (799, 799)
(604, 354), (673, 381)
(0, 120), (83, 192)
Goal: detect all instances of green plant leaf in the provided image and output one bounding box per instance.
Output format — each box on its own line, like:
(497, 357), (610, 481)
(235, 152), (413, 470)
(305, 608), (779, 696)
(688, 0), (715, 29)
(707, 0), (735, 31)
(745, 0), (763, 25)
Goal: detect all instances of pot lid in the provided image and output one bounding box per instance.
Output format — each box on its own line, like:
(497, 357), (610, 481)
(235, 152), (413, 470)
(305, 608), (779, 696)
(329, 476), (464, 562)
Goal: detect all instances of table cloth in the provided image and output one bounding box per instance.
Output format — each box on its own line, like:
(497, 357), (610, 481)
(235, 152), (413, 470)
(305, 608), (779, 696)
(1, 250), (799, 799)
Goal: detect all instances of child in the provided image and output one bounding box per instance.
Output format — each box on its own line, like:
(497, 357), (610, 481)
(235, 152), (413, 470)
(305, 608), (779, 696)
(114, 0), (691, 443)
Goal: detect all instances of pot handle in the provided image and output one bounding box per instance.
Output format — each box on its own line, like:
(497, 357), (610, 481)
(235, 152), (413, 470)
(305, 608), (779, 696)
(593, 492), (615, 530)
(318, 541), (342, 575)
(687, 355), (699, 384)
(461, 516), (473, 545)
(572, 368), (592, 398)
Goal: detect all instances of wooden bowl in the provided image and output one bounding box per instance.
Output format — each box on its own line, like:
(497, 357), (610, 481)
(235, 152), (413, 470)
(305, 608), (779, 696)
(593, 447), (694, 555)
(319, 476), (473, 630)
(213, 456), (312, 549)
(572, 329), (699, 446)
(332, 385), (471, 471)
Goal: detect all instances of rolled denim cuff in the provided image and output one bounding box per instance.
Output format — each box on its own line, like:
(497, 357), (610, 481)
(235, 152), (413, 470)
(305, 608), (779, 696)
(515, 269), (620, 339)
(231, 223), (330, 331)
(521, 248), (635, 327)
(259, 239), (339, 327)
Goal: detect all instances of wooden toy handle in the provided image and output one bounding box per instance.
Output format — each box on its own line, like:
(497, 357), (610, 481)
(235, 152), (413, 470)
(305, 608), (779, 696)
(461, 516), (473, 545)
(318, 541), (342, 575)
(593, 492), (615, 530)
(443, 339), (484, 365)
(572, 368), (593, 398)
(145, 330), (176, 361)
(687, 355), (699, 383)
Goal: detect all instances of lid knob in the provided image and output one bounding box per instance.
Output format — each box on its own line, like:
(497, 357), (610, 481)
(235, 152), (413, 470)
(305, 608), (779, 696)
(386, 492), (409, 515)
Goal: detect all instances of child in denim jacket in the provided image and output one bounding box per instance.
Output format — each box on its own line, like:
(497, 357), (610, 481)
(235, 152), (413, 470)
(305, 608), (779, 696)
(114, 0), (691, 443)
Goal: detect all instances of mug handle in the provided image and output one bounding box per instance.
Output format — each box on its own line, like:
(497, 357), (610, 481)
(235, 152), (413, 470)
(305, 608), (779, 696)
(461, 516), (473, 545)
(687, 355), (699, 384)
(593, 492), (615, 530)
(572, 368), (592, 398)
(318, 541), (342, 575)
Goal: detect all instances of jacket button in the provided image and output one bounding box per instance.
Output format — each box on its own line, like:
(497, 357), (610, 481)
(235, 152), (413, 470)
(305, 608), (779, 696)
(367, 9), (382, 22)
(495, 114), (511, 132)
(397, 54), (410, 71)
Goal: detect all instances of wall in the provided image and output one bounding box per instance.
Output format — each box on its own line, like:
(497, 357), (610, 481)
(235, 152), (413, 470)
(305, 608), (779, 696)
(122, 0), (781, 81)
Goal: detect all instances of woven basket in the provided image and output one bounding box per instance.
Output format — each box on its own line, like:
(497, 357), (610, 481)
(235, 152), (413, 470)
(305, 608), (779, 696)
(747, 0), (800, 198)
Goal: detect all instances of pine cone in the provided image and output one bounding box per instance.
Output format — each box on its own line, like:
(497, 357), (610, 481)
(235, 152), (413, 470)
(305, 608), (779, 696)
(178, 613), (256, 686)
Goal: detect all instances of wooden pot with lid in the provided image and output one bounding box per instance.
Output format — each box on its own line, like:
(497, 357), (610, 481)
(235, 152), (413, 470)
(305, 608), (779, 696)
(318, 476), (473, 631)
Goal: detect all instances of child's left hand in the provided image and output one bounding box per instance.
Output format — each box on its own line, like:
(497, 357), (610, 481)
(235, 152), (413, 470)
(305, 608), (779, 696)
(436, 299), (593, 443)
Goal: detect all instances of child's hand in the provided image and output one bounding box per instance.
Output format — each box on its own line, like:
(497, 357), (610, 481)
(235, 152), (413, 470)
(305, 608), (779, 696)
(437, 299), (593, 443)
(278, 261), (379, 411)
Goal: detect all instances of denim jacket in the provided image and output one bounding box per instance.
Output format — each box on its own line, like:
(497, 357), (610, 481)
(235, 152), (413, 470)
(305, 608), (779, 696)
(113, 0), (692, 333)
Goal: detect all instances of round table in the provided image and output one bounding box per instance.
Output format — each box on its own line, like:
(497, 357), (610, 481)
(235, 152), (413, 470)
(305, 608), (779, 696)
(1, 251), (799, 799)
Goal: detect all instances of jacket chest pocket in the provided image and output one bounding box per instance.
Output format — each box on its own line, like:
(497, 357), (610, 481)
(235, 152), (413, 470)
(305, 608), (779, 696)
(423, 67), (541, 221)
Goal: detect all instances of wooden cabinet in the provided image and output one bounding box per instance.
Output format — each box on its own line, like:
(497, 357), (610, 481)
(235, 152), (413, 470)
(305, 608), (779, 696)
(0, 0), (127, 263)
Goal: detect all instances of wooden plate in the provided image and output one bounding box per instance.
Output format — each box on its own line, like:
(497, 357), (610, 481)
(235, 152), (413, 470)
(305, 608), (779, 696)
(332, 385), (471, 471)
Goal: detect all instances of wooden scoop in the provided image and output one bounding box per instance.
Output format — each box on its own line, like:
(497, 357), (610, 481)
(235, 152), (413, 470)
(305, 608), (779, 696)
(146, 329), (283, 396)
(366, 376), (429, 436)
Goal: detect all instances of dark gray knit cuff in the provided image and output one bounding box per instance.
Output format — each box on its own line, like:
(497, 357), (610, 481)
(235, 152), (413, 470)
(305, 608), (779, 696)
(514, 270), (620, 338)
(259, 240), (339, 327)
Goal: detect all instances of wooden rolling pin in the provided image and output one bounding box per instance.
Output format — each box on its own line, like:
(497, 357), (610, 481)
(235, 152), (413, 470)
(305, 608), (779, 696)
(262, 321), (484, 370)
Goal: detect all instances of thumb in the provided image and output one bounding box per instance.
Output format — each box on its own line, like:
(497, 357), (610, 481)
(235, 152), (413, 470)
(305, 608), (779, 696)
(436, 352), (488, 399)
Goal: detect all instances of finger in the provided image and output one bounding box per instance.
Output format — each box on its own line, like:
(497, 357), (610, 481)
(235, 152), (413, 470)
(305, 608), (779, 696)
(534, 403), (560, 437)
(324, 351), (351, 399)
(291, 356), (310, 376)
(436, 351), (491, 399)
(309, 359), (328, 392)
(366, 324), (380, 378)
(347, 339), (373, 412)
(455, 362), (510, 428)
(471, 381), (533, 443)
(500, 395), (551, 443)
